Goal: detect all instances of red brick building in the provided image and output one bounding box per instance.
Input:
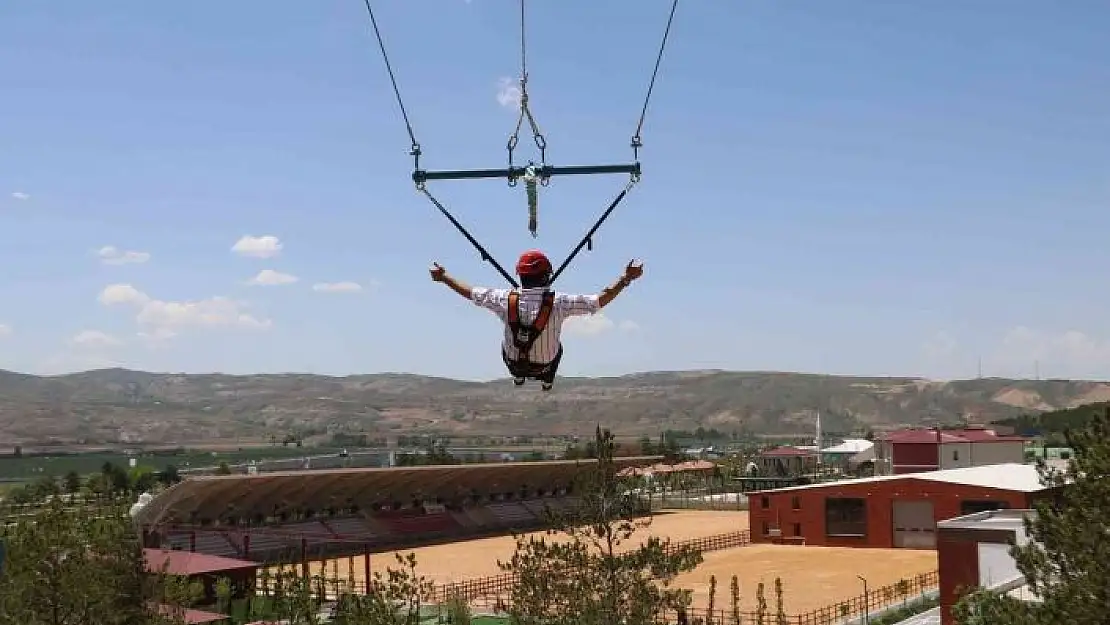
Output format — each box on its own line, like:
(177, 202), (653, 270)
(874, 427), (1027, 475)
(748, 463), (1052, 549)
(936, 509), (1040, 625)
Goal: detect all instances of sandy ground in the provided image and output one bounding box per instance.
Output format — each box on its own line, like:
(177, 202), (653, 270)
(279, 510), (936, 613)
(288, 511), (749, 585)
(673, 544), (937, 613)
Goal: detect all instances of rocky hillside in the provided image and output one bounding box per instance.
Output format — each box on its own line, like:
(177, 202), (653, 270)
(1, 368), (1108, 446)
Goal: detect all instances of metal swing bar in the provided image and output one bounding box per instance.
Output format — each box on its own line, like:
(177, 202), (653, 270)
(412, 163), (641, 185)
(361, 0), (678, 285)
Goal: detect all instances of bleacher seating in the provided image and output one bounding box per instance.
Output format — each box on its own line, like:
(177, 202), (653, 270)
(283, 521), (330, 547)
(462, 506), (498, 528)
(324, 516), (379, 538)
(487, 502), (537, 527)
(157, 495), (587, 562)
(378, 512), (458, 535)
(242, 530), (293, 558)
(163, 531), (239, 558)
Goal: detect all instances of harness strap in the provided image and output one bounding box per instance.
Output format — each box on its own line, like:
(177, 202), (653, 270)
(507, 290), (555, 366)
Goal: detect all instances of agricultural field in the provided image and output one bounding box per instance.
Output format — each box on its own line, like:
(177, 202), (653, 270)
(0, 446), (353, 481)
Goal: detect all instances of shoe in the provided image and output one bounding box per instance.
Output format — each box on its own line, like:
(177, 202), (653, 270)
(541, 382), (553, 391)
(513, 377), (526, 386)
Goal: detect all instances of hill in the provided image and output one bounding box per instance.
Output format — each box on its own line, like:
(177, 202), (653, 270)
(1, 368), (1108, 446)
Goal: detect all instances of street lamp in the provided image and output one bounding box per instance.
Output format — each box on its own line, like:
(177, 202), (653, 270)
(857, 575), (869, 625)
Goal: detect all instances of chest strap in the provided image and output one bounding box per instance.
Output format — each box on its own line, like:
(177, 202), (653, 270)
(507, 290), (555, 364)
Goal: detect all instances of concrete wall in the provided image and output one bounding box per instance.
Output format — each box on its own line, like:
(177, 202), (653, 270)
(970, 441), (1025, 466)
(939, 442), (973, 470)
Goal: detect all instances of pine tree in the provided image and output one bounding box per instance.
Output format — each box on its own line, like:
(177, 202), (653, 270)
(955, 408), (1110, 624)
(499, 425), (703, 625)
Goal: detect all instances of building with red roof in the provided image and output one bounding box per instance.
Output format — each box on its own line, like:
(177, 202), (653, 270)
(874, 426), (1027, 475)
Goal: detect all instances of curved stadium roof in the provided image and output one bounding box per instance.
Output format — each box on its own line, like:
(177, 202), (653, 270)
(135, 456), (658, 527)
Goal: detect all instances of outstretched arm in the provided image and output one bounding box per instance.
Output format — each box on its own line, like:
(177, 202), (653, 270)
(429, 262), (474, 301)
(598, 259), (644, 308)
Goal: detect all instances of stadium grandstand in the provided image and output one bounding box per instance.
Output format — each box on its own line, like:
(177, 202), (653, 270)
(133, 456), (660, 566)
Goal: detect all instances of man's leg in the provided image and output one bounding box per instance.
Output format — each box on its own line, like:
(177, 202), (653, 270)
(539, 346), (564, 391)
(501, 349), (526, 386)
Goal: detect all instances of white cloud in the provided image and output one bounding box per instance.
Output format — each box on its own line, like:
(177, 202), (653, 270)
(922, 330), (958, 360)
(496, 77), (521, 108)
(247, 269), (299, 286)
(72, 330), (122, 348)
(231, 235), (283, 259)
(312, 281), (363, 293)
(99, 284), (149, 306)
(617, 320), (641, 333)
(96, 245), (151, 265)
(11, 192), (29, 201)
(989, 326), (1110, 378)
(0, 323), (10, 337)
(564, 314), (615, 337)
(99, 283), (271, 340)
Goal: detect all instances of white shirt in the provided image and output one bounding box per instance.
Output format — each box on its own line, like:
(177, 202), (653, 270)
(471, 286), (601, 364)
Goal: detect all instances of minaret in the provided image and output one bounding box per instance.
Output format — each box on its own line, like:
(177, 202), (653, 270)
(815, 410), (823, 470)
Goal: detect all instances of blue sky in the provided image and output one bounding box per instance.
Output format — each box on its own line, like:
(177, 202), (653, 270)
(1, 1), (1108, 381)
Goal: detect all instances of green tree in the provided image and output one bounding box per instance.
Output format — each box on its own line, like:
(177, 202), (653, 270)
(62, 471), (82, 495)
(955, 408), (1110, 624)
(499, 426), (702, 625)
(332, 552), (435, 625)
(156, 465), (180, 487)
(0, 495), (172, 624)
(214, 462), (232, 476)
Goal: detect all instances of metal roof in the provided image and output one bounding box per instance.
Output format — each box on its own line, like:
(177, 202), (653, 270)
(821, 439), (874, 454)
(937, 508), (1035, 532)
(751, 462), (1049, 495)
(760, 446), (813, 458)
(145, 548), (260, 575)
(134, 456), (658, 527)
(878, 428), (1027, 444)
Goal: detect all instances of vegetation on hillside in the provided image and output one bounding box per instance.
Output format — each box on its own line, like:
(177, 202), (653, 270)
(992, 401), (1110, 444)
(3, 367), (1108, 445)
(955, 408), (1110, 624)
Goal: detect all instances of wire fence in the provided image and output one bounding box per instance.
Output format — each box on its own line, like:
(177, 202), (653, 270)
(675, 570), (939, 625)
(256, 529), (754, 604)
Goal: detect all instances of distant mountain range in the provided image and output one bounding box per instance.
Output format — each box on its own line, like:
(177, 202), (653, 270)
(2, 368), (1109, 447)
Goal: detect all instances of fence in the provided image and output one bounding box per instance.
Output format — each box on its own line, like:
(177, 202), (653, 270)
(427, 529), (752, 603)
(256, 529), (754, 604)
(676, 570), (940, 625)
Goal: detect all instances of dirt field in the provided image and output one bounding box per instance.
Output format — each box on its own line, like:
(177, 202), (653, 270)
(288, 510), (937, 613)
(295, 510), (749, 584)
(673, 544), (937, 613)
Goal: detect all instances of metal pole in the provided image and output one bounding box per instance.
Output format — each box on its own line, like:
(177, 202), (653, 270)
(857, 575), (869, 625)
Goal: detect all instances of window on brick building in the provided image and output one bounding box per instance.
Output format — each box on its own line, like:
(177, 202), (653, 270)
(960, 500), (1010, 516)
(791, 495), (801, 510)
(825, 497), (868, 537)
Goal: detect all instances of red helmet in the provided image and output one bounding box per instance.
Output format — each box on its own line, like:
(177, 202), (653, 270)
(516, 250), (552, 277)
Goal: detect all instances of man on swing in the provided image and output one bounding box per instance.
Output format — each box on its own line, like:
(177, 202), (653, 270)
(430, 251), (643, 390)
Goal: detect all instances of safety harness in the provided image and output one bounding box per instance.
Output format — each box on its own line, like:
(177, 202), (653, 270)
(506, 290), (555, 374)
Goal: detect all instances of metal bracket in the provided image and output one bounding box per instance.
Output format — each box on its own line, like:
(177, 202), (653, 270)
(413, 162), (641, 185)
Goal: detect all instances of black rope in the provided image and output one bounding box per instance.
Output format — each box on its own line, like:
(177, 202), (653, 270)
(549, 178), (638, 284)
(362, 0), (422, 163)
(418, 187), (520, 288)
(631, 0), (681, 159)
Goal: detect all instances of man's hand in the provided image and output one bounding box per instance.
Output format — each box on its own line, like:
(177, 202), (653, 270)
(429, 262), (447, 283)
(623, 259), (644, 283)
